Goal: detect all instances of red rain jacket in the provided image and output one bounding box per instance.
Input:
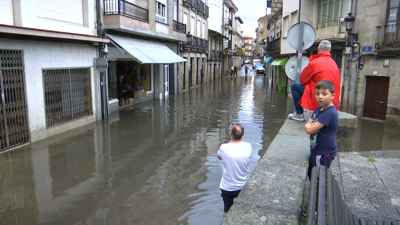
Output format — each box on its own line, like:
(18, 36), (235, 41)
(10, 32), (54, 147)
(299, 51), (341, 111)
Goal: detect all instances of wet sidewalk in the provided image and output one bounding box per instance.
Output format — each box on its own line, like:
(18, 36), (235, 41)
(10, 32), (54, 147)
(222, 112), (400, 224)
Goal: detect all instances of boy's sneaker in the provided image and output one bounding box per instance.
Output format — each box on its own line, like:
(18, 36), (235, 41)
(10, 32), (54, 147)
(288, 112), (305, 122)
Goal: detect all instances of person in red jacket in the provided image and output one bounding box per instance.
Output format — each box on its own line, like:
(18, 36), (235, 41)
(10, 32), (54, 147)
(288, 40), (341, 122)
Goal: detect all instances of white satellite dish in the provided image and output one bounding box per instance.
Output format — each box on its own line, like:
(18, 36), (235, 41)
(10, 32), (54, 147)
(285, 56), (309, 81)
(287, 22), (316, 51)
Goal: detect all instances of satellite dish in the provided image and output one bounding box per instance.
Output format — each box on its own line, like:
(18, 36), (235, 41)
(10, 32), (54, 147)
(287, 22), (316, 51)
(95, 58), (108, 72)
(285, 56), (309, 81)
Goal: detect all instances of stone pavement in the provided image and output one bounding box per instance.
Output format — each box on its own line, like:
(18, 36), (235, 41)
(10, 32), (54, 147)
(330, 150), (400, 221)
(221, 111), (400, 224)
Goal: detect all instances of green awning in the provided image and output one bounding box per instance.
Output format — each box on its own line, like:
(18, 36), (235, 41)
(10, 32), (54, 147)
(264, 56), (274, 63)
(271, 58), (288, 66)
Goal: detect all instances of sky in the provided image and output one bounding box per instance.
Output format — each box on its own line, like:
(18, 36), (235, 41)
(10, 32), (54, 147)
(234, 0), (270, 38)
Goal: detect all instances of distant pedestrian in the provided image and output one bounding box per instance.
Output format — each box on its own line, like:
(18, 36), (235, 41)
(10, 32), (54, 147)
(230, 65), (234, 76)
(217, 124), (252, 218)
(245, 65), (248, 76)
(233, 66), (238, 76)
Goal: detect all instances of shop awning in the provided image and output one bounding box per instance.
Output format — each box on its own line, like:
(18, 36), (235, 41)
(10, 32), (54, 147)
(271, 58), (288, 66)
(264, 56), (274, 63)
(107, 34), (187, 64)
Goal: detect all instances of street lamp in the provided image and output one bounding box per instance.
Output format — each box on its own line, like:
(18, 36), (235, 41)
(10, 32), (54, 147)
(344, 13), (358, 42)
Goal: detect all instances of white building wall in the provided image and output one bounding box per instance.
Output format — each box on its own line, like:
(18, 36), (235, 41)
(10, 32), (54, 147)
(208, 0), (223, 34)
(0, 38), (98, 142)
(281, 0), (299, 54)
(12, 0), (96, 36)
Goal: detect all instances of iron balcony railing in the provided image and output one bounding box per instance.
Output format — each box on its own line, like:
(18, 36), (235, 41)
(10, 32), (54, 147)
(376, 23), (400, 50)
(192, 36), (199, 48)
(217, 51), (223, 58)
(224, 18), (232, 27)
(173, 20), (186, 34)
(205, 5), (209, 17)
(104, 0), (149, 22)
(266, 38), (281, 53)
(198, 38), (204, 49)
(210, 50), (216, 59)
(185, 36), (193, 47)
(184, 0), (193, 4)
(199, 0), (205, 14)
(203, 39), (209, 49)
(193, 0), (199, 9)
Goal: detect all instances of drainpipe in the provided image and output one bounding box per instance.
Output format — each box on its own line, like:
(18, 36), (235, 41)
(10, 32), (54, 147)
(351, 0), (359, 115)
(346, 0), (355, 113)
(96, 0), (108, 119)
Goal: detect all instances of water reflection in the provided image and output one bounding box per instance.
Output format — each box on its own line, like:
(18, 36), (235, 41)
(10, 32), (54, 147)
(0, 76), (290, 225)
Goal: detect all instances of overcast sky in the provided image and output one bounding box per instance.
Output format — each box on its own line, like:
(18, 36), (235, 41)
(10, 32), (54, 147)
(234, 0), (269, 38)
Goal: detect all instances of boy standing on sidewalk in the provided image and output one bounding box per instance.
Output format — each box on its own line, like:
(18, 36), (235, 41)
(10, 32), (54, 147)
(304, 80), (339, 179)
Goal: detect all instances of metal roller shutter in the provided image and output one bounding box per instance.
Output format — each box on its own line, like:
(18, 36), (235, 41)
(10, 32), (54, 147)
(37, 0), (83, 25)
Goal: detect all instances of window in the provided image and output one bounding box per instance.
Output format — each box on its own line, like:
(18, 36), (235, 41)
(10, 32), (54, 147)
(197, 19), (201, 37)
(191, 16), (195, 35)
(183, 12), (188, 25)
(43, 68), (92, 127)
(387, 0), (400, 32)
(156, 1), (167, 23)
(282, 15), (289, 38)
(317, 0), (340, 29)
(203, 22), (206, 38)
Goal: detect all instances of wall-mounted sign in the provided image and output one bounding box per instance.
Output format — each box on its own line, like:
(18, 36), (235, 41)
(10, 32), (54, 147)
(362, 46), (372, 52)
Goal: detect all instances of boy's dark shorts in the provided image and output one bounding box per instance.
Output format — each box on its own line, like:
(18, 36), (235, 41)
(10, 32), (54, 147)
(307, 153), (336, 179)
(221, 189), (241, 213)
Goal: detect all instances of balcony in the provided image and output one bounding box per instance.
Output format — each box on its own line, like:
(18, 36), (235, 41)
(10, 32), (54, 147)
(192, 36), (199, 48)
(217, 51), (223, 59)
(205, 5), (209, 17)
(193, 0), (200, 10)
(184, 36), (193, 47)
(266, 38), (281, 53)
(173, 20), (186, 34)
(210, 50), (216, 59)
(376, 24), (400, 52)
(199, 0), (205, 13)
(104, 0), (148, 22)
(224, 18), (232, 28)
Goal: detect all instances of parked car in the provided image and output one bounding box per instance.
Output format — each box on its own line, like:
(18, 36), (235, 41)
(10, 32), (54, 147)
(256, 63), (265, 74)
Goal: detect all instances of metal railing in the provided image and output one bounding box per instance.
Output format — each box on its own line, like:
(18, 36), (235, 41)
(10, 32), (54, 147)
(210, 50), (216, 59)
(217, 51), (223, 58)
(224, 18), (232, 27)
(203, 39), (209, 49)
(376, 23), (400, 50)
(43, 68), (93, 127)
(199, 0), (205, 14)
(192, 36), (199, 48)
(266, 38), (280, 53)
(185, 36), (192, 47)
(173, 20), (186, 34)
(183, 0), (193, 4)
(306, 167), (398, 225)
(193, 0), (199, 9)
(205, 5), (209, 17)
(198, 38), (204, 49)
(104, 0), (149, 22)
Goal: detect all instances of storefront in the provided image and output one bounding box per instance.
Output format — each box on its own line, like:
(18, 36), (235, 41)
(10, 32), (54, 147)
(106, 34), (186, 111)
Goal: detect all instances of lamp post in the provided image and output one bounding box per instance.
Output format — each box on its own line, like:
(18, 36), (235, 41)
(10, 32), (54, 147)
(344, 13), (358, 114)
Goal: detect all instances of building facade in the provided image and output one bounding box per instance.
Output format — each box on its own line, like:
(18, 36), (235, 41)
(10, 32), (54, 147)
(0, 0), (109, 150)
(180, 0), (210, 91)
(243, 35), (255, 62)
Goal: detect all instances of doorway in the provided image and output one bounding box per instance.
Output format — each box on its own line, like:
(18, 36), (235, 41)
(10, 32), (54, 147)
(189, 58), (193, 88)
(183, 60), (186, 90)
(168, 63), (174, 95)
(363, 76), (389, 120)
(164, 64), (169, 97)
(0, 49), (30, 151)
(196, 58), (199, 85)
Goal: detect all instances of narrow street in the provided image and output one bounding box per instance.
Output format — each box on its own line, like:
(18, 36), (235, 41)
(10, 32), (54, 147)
(0, 76), (291, 225)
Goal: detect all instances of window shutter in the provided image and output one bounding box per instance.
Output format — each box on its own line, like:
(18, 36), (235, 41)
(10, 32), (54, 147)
(0, 0), (14, 25)
(37, 0), (83, 25)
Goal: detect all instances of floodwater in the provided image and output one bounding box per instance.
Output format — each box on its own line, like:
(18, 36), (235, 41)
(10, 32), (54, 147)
(0, 75), (292, 225)
(1, 74), (399, 225)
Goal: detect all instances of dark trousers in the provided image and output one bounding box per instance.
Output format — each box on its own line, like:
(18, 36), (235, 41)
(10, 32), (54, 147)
(307, 153), (336, 179)
(291, 82), (305, 114)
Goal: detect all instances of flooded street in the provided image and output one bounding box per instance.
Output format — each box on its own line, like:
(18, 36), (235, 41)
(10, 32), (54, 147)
(1, 75), (399, 225)
(0, 76), (291, 225)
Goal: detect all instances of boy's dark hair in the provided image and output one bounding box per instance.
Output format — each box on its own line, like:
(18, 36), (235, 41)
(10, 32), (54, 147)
(231, 124), (244, 140)
(315, 80), (335, 93)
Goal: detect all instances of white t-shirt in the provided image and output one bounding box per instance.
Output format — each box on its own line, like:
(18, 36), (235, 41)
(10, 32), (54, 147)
(217, 142), (252, 191)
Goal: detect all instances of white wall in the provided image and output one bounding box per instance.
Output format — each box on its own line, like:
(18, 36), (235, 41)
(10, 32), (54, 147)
(0, 38), (98, 142)
(281, 0), (299, 54)
(208, 0), (223, 34)
(13, 0), (96, 36)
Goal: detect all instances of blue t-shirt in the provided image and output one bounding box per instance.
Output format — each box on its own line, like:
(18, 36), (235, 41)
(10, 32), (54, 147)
(309, 105), (339, 155)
